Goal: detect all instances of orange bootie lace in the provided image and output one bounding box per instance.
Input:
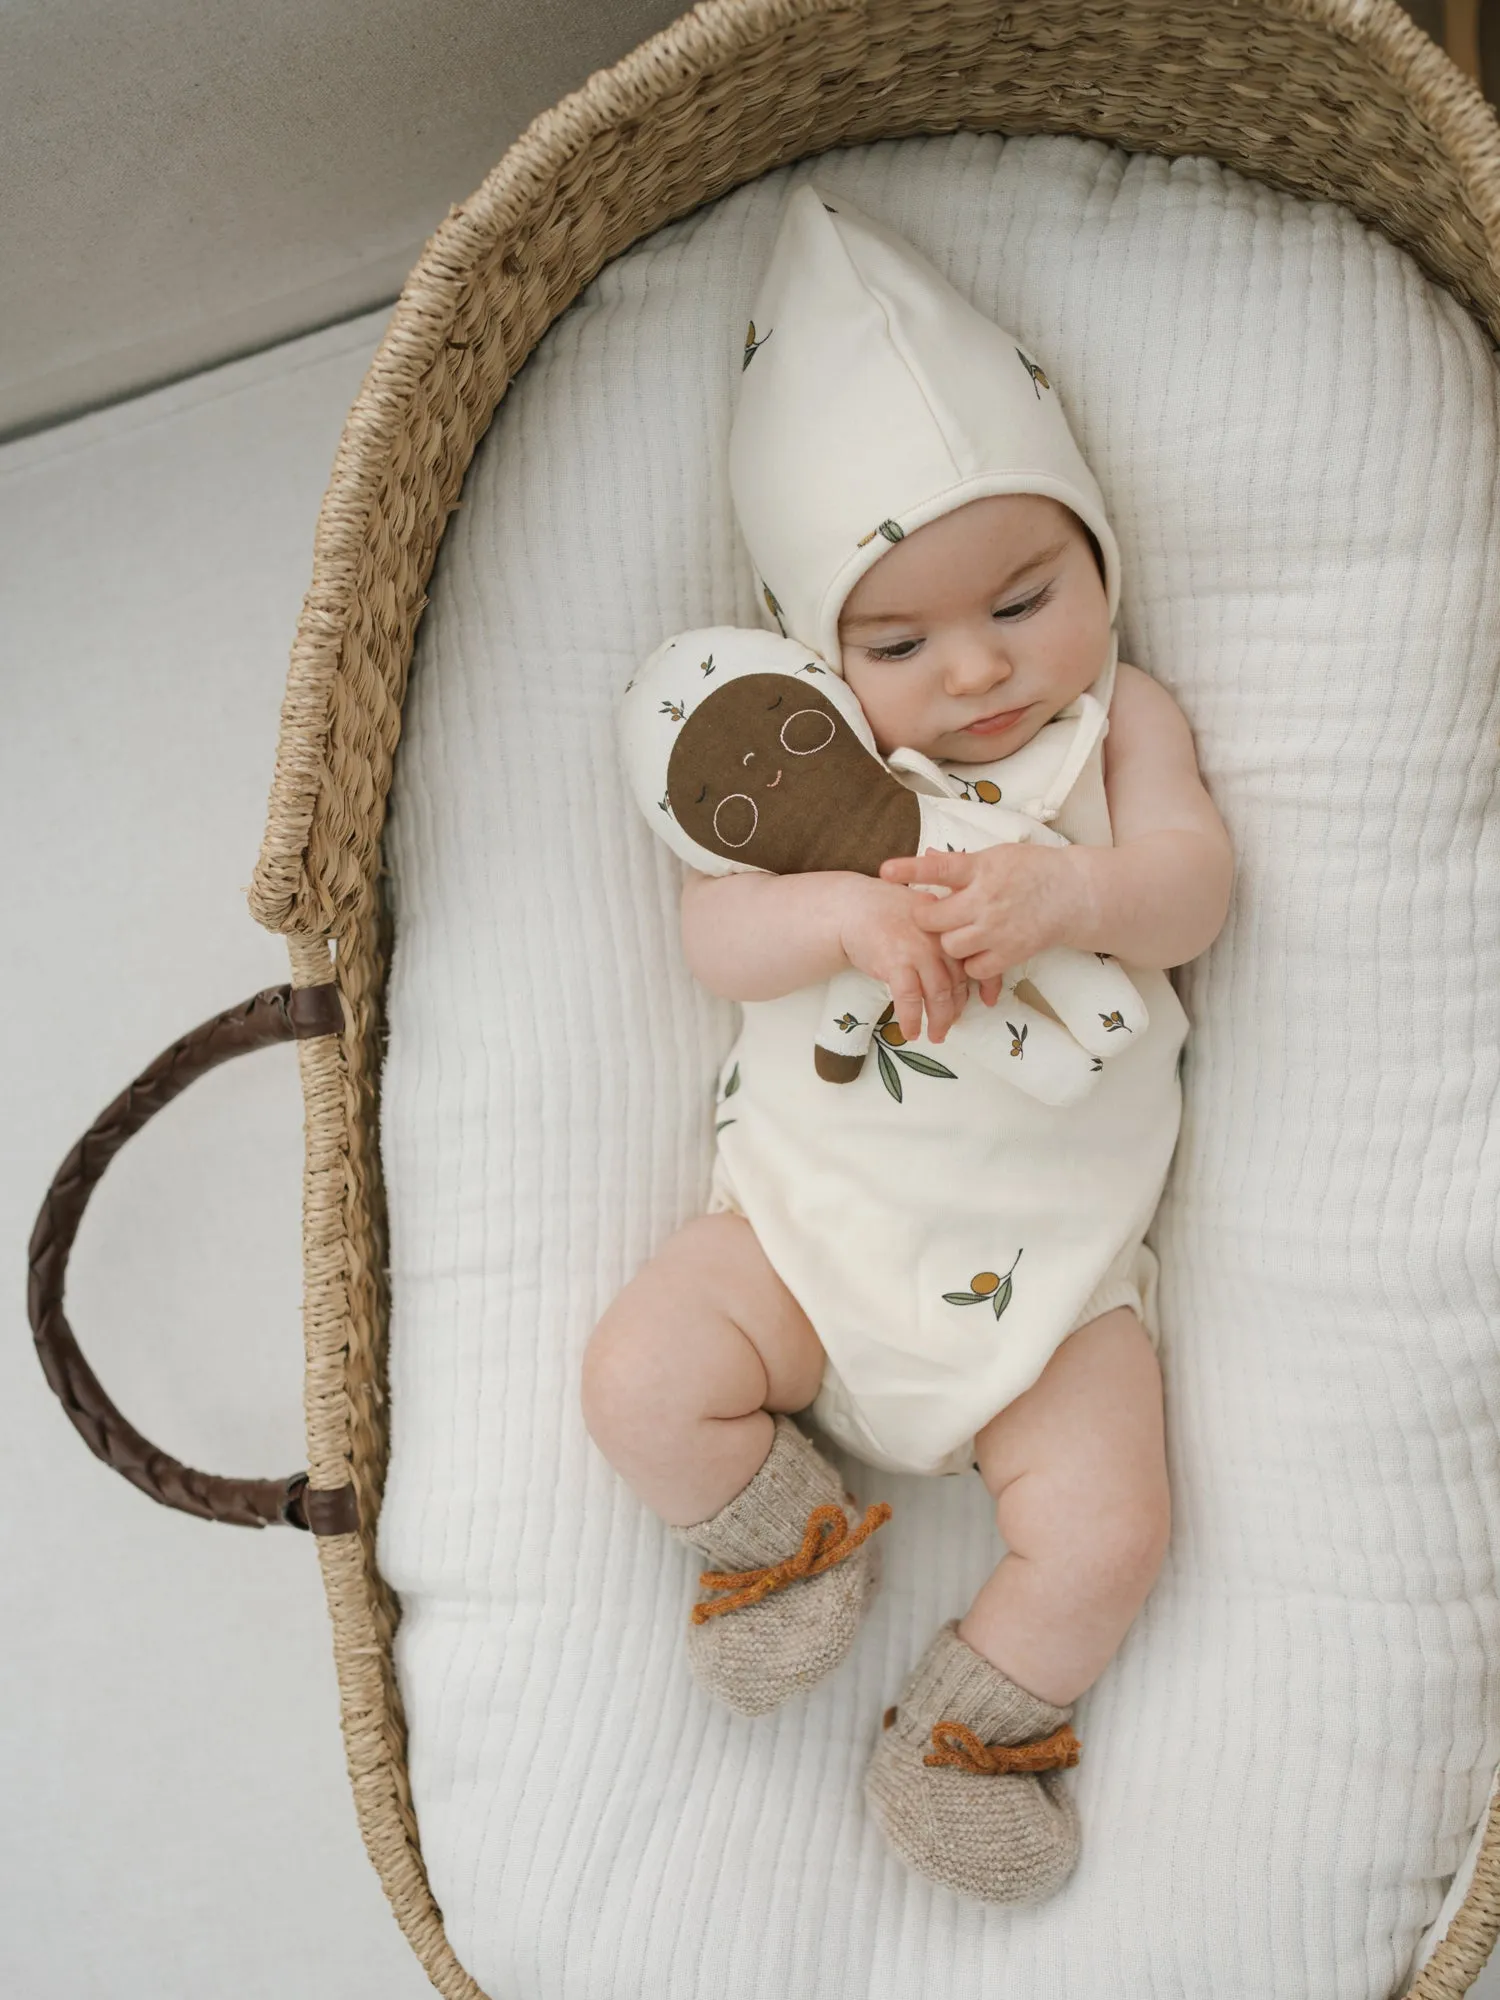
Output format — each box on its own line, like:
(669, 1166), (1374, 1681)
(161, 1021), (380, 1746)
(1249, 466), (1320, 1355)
(922, 1718), (1082, 1774)
(691, 1500), (892, 1625)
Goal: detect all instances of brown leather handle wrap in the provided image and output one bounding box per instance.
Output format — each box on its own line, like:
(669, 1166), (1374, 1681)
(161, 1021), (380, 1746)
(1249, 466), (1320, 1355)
(26, 982), (357, 1533)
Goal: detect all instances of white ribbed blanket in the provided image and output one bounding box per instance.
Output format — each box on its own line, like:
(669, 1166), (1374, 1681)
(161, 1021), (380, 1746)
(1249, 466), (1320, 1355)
(378, 132), (1500, 1999)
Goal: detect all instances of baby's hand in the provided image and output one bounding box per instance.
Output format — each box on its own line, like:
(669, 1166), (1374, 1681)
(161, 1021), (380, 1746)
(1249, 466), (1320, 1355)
(879, 845), (1083, 988)
(837, 877), (972, 1044)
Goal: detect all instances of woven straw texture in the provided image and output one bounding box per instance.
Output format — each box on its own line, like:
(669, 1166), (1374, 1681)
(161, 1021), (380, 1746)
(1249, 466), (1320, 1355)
(251, 3), (1500, 1995)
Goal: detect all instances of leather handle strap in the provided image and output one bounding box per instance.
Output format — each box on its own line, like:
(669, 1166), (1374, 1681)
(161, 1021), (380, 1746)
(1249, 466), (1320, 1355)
(25, 982), (358, 1534)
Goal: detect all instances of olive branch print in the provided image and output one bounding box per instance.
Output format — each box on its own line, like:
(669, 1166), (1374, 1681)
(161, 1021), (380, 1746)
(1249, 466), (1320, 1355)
(943, 1249), (1024, 1320)
(953, 774), (1002, 804)
(838, 1001), (957, 1103)
(857, 519), (906, 548)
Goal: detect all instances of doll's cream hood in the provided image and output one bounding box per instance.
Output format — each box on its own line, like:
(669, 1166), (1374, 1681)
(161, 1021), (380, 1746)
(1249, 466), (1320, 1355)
(728, 183), (1122, 675)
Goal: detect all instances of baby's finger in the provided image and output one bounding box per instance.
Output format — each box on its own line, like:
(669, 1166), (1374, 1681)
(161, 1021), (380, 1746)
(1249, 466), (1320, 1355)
(977, 976), (1004, 1007)
(962, 950), (1010, 984)
(937, 922), (986, 960)
(909, 888), (974, 932)
(919, 957), (967, 1043)
(881, 849), (977, 889)
(888, 968), (926, 1044)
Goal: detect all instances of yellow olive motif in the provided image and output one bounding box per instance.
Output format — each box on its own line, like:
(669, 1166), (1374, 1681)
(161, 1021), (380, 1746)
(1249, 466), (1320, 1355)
(974, 780), (1001, 804)
(878, 1022), (907, 1047)
(970, 1271), (1000, 1297)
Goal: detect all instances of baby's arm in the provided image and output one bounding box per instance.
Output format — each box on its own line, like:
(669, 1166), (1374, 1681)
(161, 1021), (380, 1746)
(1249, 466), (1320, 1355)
(680, 869), (973, 1043)
(1074, 662), (1232, 967)
(883, 665), (1231, 976)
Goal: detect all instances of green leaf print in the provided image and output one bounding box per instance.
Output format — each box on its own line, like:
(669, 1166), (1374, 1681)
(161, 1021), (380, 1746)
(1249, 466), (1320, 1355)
(891, 1049), (957, 1080)
(743, 321), (772, 370)
(875, 1041), (903, 1103)
(723, 1062), (741, 1097)
(866, 1005), (957, 1097)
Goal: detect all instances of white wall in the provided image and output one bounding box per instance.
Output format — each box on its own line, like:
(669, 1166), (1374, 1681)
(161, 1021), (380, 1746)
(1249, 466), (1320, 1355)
(0, 0), (686, 438)
(0, 312), (437, 2000)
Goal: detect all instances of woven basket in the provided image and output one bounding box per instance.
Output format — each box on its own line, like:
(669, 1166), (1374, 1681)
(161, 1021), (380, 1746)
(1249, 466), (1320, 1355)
(239, 2), (1500, 1993)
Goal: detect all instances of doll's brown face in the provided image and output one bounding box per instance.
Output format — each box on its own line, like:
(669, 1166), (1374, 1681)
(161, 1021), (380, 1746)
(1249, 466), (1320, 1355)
(666, 671), (918, 875)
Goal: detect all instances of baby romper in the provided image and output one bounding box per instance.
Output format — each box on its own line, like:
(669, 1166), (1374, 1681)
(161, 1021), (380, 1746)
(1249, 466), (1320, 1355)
(704, 644), (1189, 1477)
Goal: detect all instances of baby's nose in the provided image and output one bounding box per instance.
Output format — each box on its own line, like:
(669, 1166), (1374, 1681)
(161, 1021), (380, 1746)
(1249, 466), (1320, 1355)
(945, 644), (1010, 693)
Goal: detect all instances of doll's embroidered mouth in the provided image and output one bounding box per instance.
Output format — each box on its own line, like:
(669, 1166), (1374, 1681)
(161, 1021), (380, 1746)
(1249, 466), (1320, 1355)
(767, 770), (783, 787)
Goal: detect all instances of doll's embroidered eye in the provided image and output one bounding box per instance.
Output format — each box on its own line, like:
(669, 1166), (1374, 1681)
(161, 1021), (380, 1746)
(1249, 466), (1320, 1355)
(781, 709), (836, 754)
(713, 793), (758, 847)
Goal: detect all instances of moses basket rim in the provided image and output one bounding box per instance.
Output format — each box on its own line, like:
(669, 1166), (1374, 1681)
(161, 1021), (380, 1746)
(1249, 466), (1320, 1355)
(253, 4), (1500, 1996)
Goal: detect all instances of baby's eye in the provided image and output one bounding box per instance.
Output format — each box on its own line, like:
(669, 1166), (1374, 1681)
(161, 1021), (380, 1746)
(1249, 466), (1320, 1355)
(993, 583), (1054, 622)
(865, 638), (921, 661)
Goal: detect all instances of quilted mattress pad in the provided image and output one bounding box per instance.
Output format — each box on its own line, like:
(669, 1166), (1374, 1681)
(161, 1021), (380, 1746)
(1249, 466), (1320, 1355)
(376, 131), (1500, 1999)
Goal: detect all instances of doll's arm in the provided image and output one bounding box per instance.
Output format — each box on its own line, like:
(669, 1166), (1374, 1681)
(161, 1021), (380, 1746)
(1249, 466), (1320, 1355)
(814, 967), (884, 1081)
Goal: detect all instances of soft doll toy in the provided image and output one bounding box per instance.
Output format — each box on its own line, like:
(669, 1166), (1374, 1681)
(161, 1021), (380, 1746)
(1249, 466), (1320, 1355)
(619, 624), (1148, 1109)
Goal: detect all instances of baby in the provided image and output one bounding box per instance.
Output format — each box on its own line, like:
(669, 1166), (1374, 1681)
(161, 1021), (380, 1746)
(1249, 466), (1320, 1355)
(582, 186), (1232, 1905)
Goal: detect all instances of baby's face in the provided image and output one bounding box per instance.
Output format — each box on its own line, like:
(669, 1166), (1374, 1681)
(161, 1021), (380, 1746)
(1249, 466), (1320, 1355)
(837, 495), (1110, 762)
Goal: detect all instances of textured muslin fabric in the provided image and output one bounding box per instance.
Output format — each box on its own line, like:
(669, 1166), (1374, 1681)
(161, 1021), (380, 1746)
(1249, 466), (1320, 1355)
(378, 132), (1500, 1998)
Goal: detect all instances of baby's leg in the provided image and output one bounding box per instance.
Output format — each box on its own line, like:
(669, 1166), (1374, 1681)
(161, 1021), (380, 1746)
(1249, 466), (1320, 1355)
(962, 1308), (1170, 1707)
(581, 1213), (827, 1527)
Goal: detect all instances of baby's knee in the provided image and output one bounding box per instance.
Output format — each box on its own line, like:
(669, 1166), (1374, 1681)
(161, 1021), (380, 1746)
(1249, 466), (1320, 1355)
(580, 1304), (666, 1449)
(1079, 1486), (1170, 1601)
(1004, 1465), (1170, 1607)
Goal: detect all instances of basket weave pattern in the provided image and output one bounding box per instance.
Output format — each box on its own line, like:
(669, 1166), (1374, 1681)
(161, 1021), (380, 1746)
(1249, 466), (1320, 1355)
(254, 4), (1500, 1995)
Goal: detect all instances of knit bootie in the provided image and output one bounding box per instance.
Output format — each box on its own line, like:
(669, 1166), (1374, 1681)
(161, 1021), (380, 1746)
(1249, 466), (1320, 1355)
(671, 1414), (891, 1718)
(865, 1620), (1082, 1904)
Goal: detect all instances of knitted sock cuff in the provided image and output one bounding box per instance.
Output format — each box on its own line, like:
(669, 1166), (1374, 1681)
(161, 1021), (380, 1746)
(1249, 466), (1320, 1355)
(672, 1415), (849, 1569)
(898, 1620), (1074, 1746)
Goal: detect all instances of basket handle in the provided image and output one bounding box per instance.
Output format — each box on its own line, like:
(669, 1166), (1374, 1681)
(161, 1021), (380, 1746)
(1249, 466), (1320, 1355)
(25, 981), (357, 1534)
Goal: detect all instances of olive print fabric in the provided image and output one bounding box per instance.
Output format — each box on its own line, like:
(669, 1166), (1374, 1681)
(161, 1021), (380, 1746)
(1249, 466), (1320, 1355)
(623, 625), (1150, 1107)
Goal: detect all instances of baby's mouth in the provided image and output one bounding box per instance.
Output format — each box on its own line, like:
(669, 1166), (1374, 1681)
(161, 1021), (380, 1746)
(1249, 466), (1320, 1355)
(965, 702), (1031, 736)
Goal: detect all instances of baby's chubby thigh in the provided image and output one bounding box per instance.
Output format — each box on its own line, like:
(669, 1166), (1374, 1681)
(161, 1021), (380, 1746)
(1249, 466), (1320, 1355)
(964, 1308), (1171, 1703)
(580, 1213), (828, 1527)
